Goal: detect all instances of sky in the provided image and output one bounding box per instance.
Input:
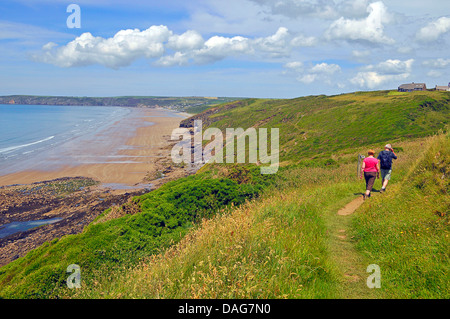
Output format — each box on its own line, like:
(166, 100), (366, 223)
(0, 0), (449, 98)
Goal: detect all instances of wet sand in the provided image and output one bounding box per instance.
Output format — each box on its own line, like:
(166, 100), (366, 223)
(0, 108), (194, 266)
(0, 108), (188, 189)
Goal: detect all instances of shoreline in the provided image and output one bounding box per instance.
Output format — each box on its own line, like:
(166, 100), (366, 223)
(0, 107), (189, 191)
(0, 107), (195, 266)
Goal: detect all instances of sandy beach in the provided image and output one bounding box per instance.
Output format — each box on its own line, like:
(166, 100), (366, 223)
(0, 108), (189, 189)
(0, 107), (193, 266)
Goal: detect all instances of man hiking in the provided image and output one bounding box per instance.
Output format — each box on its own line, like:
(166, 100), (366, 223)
(377, 144), (397, 193)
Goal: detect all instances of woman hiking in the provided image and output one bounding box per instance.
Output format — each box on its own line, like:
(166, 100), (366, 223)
(360, 149), (380, 200)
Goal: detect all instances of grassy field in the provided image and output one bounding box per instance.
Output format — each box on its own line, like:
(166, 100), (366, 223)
(0, 90), (448, 299)
(202, 90), (449, 162)
(352, 133), (449, 298)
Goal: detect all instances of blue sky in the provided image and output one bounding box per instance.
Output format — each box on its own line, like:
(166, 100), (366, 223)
(1, 0), (449, 98)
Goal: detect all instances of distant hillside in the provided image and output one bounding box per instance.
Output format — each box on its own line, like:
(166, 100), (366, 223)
(0, 95), (240, 113)
(181, 90), (449, 163)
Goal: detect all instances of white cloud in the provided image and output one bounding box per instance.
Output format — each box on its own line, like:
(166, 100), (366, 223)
(160, 34), (254, 66)
(352, 50), (371, 62)
(161, 27), (316, 66)
(155, 52), (189, 67)
(35, 24), (318, 69)
(351, 58), (414, 88)
(192, 35), (252, 64)
(42, 42), (58, 51)
(284, 61), (341, 84)
(416, 16), (450, 42)
(325, 1), (395, 45)
(290, 34), (317, 47)
(310, 62), (341, 74)
(337, 0), (372, 19)
(422, 58), (450, 69)
(252, 27), (314, 58)
(427, 70), (443, 78)
(422, 58), (450, 78)
(299, 74), (318, 84)
(352, 50), (370, 58)
(252, 27), (290, 57)
(284, 61), (304, 71)
(34, 25), (172, 69)
(351, 71), (392, 88)
(375, 59), (414, 74)
(167, 30), (204, 51)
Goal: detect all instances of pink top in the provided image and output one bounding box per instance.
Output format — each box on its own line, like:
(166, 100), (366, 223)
(363, 157), (379, 172)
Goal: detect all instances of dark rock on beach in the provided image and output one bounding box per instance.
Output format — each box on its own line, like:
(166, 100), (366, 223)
(0, 177), (144, 267)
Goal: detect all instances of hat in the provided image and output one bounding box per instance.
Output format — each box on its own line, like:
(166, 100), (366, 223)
(385, 144), (392, 149)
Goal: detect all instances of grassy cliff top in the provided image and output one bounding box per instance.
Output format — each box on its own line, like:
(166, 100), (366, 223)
(185, 90), (449, 162)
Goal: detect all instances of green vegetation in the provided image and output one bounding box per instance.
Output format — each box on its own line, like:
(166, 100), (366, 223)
(39, 178), (98, 196)
(0, 90), (448, 299)
(200, 90), (449, 161)
(71, 178), (350, 298)
(352, 133), (449, 298)
(69, 133), (446, 299)
(0, 168), (274, 298)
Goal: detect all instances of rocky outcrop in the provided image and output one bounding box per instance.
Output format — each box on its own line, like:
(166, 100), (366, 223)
(0, 177), (145, 267)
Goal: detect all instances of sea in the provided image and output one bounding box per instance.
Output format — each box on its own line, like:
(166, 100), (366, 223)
(0, 104), (135, 177)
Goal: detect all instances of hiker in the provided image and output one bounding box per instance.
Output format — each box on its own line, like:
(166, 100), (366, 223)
(360, 150), (380, 200)
(377, 144), (398, 193)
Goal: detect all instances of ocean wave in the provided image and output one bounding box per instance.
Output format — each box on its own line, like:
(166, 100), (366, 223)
(0, 136), (55, 154)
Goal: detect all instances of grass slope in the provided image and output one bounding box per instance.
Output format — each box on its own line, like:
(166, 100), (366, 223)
(70, 133), (446, 299)
(352, 133), (449, 298)
(199, 90), (449, 162)
(0, 171), (273, 298)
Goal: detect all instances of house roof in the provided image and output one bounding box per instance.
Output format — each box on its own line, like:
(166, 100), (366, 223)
(398, 83), (426, 90)
(436, 86), (449, 90)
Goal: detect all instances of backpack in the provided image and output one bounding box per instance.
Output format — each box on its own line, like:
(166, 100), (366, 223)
(378, 151), (392, 169)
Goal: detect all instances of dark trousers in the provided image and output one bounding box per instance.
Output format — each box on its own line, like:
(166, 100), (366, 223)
(364, 172), (377, 191)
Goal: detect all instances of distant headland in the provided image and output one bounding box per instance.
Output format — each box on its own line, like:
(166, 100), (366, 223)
(0, 95), (241, 113)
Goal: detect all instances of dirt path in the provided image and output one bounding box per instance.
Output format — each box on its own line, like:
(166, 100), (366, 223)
(337, 196), (364, 216)
(327, 194), (378, 299)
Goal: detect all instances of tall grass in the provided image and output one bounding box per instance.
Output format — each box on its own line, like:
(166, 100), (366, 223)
(69, 172), (351, 298)
(70, 135), (444, 299)
(352, 132), (449, 298)
(0, 172), (272, 298)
